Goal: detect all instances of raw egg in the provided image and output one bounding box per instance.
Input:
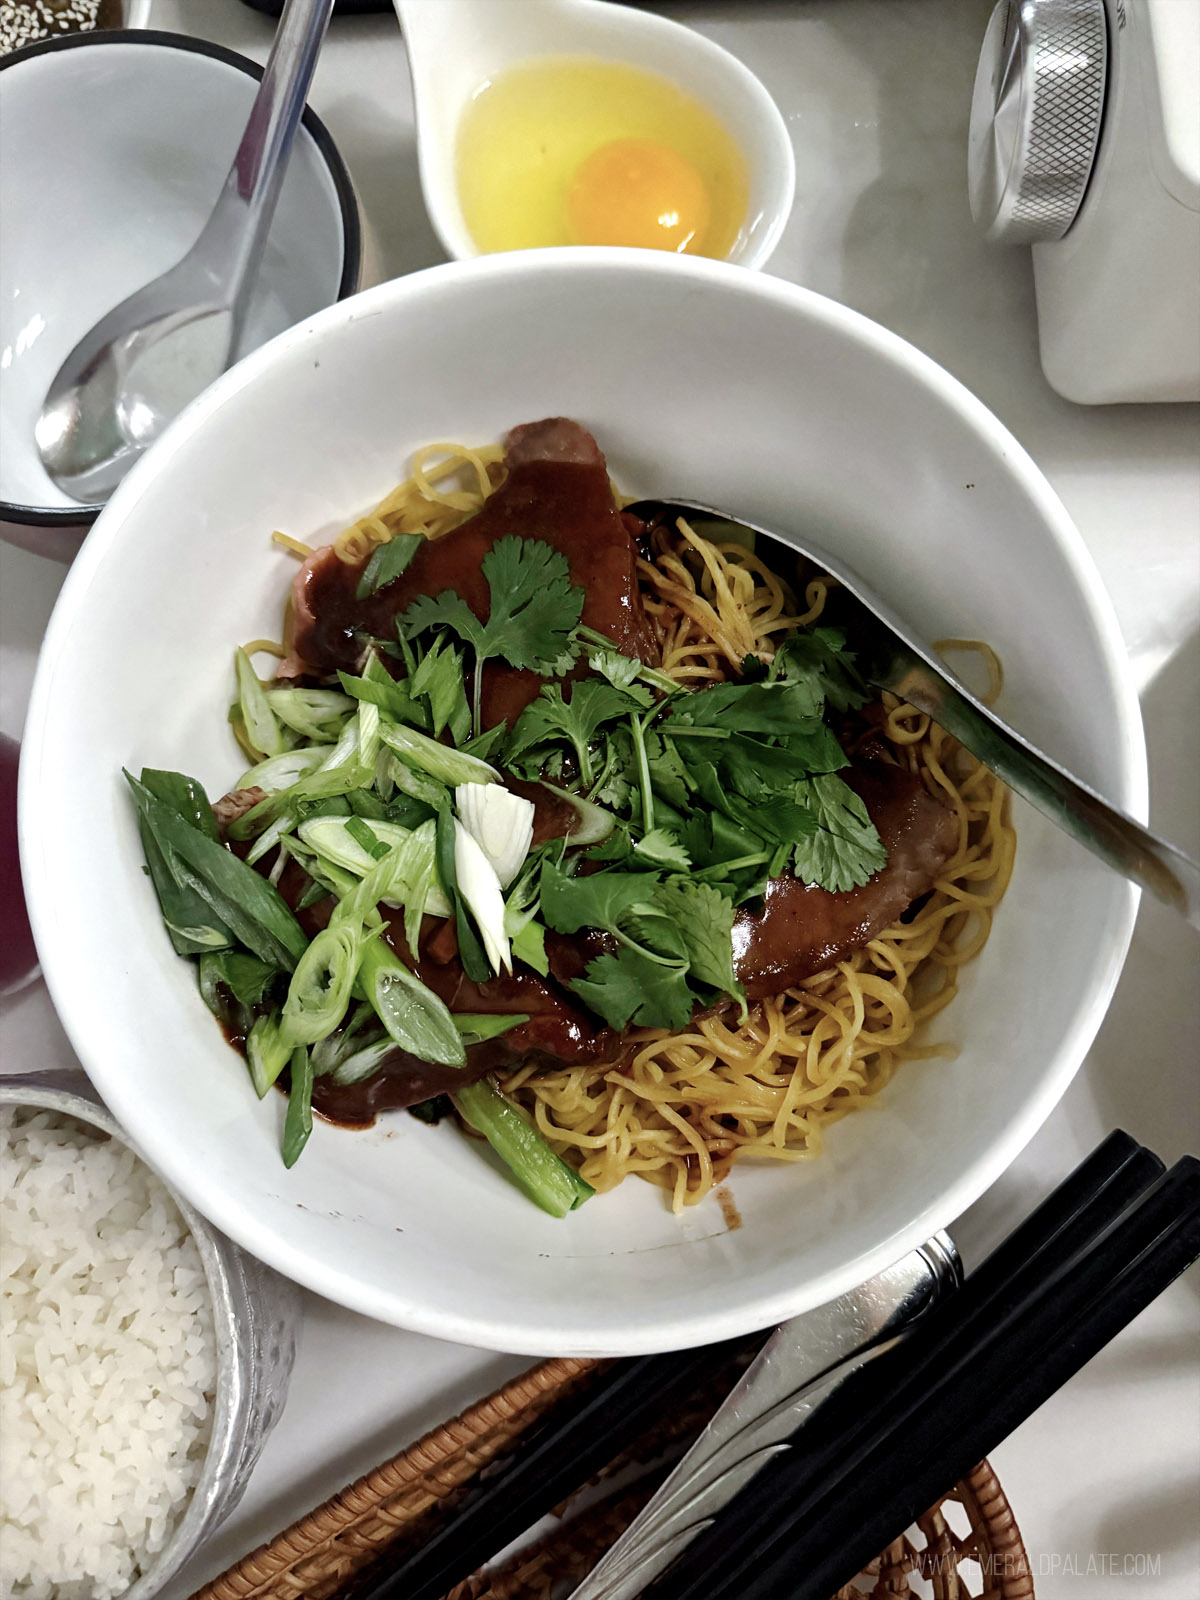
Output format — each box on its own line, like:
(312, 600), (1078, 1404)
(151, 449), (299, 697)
(455, 57), (747, 259)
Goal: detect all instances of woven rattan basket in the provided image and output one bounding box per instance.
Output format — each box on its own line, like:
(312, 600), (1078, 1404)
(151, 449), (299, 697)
(193, 1356), (1033, 1600)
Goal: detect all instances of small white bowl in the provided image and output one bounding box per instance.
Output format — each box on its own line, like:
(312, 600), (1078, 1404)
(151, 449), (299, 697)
(397, 0), (796, 270)
(0, 1071), (300, 1598)
(21, 249), (1143, 1357)
(0, 29), (364, 563)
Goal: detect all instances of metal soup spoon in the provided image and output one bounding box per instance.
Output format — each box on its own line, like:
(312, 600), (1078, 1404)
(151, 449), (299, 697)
(627, 498), (1200, 929)
(35, 0), (335, 508)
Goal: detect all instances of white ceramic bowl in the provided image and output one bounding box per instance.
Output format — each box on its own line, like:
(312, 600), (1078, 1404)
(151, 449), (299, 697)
(21, 250), (1143, 1356)
(0, 29), (363, 562)
(397, 0), (795, 269)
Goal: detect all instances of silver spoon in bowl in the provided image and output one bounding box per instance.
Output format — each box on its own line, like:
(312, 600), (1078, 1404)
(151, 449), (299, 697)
(35, 0), (335, 508)
(627, 498), (1200, 928)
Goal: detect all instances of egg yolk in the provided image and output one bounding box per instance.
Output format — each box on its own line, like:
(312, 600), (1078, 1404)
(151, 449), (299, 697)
(567, 139), (712, 254)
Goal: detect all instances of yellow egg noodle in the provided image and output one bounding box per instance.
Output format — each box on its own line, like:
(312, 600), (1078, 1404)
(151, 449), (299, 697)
(292, 445), (1014, 1214)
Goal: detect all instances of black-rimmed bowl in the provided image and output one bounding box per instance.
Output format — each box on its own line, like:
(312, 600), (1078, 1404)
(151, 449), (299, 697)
(0, 29), (364, 562)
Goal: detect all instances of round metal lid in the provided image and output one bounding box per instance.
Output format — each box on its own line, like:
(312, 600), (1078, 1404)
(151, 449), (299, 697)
(968, 0), (1108, 245)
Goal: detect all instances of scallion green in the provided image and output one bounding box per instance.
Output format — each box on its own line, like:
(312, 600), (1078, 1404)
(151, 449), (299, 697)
(281, 1046), (314, 1168)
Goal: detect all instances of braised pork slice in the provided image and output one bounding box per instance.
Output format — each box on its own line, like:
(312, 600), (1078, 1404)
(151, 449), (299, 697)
(732, 759), (959, 997)
(280, 418), (656, 724)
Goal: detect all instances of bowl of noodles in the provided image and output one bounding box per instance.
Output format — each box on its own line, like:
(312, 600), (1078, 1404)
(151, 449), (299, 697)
(20, 249), (1144, 1355)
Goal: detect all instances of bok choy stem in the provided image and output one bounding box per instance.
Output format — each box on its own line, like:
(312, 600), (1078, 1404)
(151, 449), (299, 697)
(453, 1079), (595, 1218)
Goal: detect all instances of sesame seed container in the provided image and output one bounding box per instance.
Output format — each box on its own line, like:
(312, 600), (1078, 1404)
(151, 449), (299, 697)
(0, 1071), (302, 1599)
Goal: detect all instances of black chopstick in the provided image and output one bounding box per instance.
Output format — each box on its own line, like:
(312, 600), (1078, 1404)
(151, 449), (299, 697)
(648, 1153), (1200, 1600)
(640, 1130), (1163, 1599)
(336, 1335), (751, 1600)
(774, 1130), (1162, 1466)
(744, 1155), (1200, 1600)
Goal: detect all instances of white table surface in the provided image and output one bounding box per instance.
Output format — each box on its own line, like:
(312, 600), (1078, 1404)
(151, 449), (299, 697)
(2, 2), (1198, 1596)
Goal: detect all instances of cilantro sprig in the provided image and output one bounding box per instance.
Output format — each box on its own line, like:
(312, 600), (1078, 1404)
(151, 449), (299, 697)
(399, 537), (584, 735)
(539, 859), (746, 1030)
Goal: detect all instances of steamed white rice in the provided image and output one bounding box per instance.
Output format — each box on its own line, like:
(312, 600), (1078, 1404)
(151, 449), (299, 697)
(1, 1106), (217, 1599)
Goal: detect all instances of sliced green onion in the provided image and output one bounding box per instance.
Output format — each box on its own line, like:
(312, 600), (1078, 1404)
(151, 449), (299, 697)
(280, 922), (368, 1046)
(454, 1079), (595, 1218)
(455, 783), (534, 889)
(358, 939), (466, 1067)
(247, 1013), (291, 1098)
(330, 1037), (395, 1085)
(297, 816), (450, 922)
(235, 648), (286, 758)
(236, 746), (327, 795)
(283, 834), (360, 901)
(409, 636), (470, 742)
(436, 803), (490, 983)
(357, 698), (381, 769)
(453, 821), (511, 976)
(245, 813), (293, 867)
(126, 773), (307, 967)
(379, 721), (498, 789)
(337, 669), (421, 725)
(539, 782), (615, 847)
(226, 745), (372, 841)
(452, 1013), (529, 1046)
(319, 717), (364, 771)
(383, 753), (447, 809)
(266, 687), (355, 742)
(344, 815), (389, 860)
(199, 950), (277, 1012)
(281, 1046), (314, 1168)
(310, 1002), (378, 1076)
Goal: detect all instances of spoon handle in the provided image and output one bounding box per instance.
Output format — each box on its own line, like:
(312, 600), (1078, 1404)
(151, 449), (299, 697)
(869, 638), (1200, 927)
(195, 0), (336, 347)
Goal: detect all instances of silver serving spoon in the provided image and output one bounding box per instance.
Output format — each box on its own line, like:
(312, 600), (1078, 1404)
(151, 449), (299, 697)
(35, 0), (335, 507)
(628, 498), (1200, 928)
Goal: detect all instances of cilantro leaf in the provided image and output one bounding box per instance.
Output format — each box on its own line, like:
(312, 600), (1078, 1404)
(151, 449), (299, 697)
(790, 774), (887, 892)
(538, 860), (657, 936)
(400, 536), (584, 676)
(644, 731), (694, 810)
(634, 828), (691, 871)
(356, 535), (423, 600)
(770, 627), (868, 713)
(671, 680), (826, 733)
(587, 648), (654, 704)
(587, 825), (633, 864)
(571, 946), (695, 1031)
(725, 795), (820, 845)
(399, 537), (584, 735)
(506, 678), (641, 787)
(651, 878), (745, 1017)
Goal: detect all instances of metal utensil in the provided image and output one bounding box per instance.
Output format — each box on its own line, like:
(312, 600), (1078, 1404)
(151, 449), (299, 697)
(628, 498), (1200, 928)
(573, 1234), (961, 1600)
(35, 0), (335, 507)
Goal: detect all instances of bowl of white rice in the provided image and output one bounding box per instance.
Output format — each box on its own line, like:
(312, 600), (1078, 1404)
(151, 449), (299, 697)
(1, 1072), (300, 1598)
